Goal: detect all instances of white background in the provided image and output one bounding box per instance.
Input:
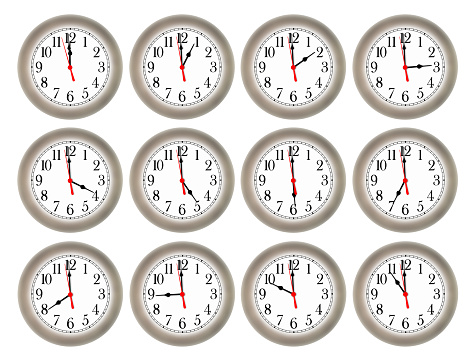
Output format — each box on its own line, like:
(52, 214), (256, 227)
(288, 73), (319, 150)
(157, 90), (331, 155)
(1, 0), (472, 361)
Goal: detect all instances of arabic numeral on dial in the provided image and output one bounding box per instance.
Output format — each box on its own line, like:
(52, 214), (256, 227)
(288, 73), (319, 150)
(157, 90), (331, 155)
(264, 273), (275, 284)
(417, 314), (424, 326)
(93, 46), (100, 57)
(194, 314), (201, 326)
(98, 61), (105, 73)
(290, 204), (297, 215)
(376, 273), (387, 284)
(98, 174), (105, 186)
(376, 160), (387, 171)
(376, 304), (383, 315)
(210, 174), (217, 186)
(82, 314), (89, 326)
(258, 61), (266, 73)
(67, 90), (74, 102)
(402, 203), (409, 215)
(370, 61), (378, 73)
(41, 190), (48, 201)
(375, 77), (383, 88)
(370, 288), (378, 300)
(417, 87), (424, 99)
(259, 288), (266, 300)
(433, 175), (441, 186)
(322, 288), (329, 299)
(264, 190), (271, 201)
(35, 61), (42, 73)
(41, 77), (48, 88)
(375, 190), (383, 201)
(152, 77), (159, 88)
(179, 91), (186, 102)
(417, 200), (424, 212)
(370, 174), (378, 186)
(402, 317), (409, 329)
(178, 204), (186, 215)
(264, 304), (271, 315)
(433, 62), (440, 73)
(321, 61), (328, 73)
(210, 288), (217, 299)
(290, 90), (297, 102)
(35, 288), (43, 300)
(264, 160), (275, 171)
(258, 174), (266, 186)
(376, 46), (387, 57)
(210, 61), (217, 73)
(153, 46), (164, 58)
(321, 174), (329, 186)
(92, 77), (99, 88)
(264, 77), (271, 88)
(179, 317), (186, 329)
(305, 200), (312, 212)
(306, 314), (312, 326)
(264, 46), (275, 58)
(98, 288), (105, 299)
(428, 273), (436, 284)
(290, 317), (297, 329)
(67, 317), (74, 329)
(402, 90), (409, 102)
(427, 304), (434, 315)
(41, 304), (48, 315)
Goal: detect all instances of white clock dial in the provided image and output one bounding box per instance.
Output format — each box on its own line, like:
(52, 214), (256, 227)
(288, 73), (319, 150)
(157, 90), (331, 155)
(31, 141), (110, 219)
(31, 28), (110, 106)
(143, 255), (222, 333)
(254, 28), (333, 106)
(31, 255), (110, 333)
(353, 15), (457, 119)
(18, 15), (122, 119)
(254, 141), (333, 219)
(354, 242), (457, 346)
(366, 255), (444, 333)
(366, 141), (444, 219)
(143, 141), (221, 220)
(143, 28), (221, 106)
(254, 255), (333, 333)
(353, 128), (457, 232)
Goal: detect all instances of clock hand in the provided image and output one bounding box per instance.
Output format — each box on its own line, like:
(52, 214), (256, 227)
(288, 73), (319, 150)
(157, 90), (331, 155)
(287, 147), (297, 199)
(66, 146), (72, 178)
(288, 263), (297, 309)
(400, 263), (409, 309)
(155, 292), (182, 297)
(406, 64), (432, 69)
(268, 282), (293, 295)
(287, 36), (297, 82)
(294, 51), (316, 68)
(61, 37), (75, 82)
(183, 182), (199, 202)
(399, 147), (409, 195)
(64, 149), (74, 195)
(176, 148), (186, 195)
(399, 36), (409, 82)
(47, 294), (70, 311)
(67, 42), (73, 67)
(65, 264), (74, 309)
(71, 181), (95, 194)
(182, 44), (195, 66)
(176, 36), (186, 82)
(389, 182), (405, 212)
(388, 271), (405, 293)
(176, 263), (186, 309)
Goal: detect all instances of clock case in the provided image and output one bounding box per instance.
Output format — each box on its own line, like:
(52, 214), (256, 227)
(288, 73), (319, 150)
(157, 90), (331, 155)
(18, 242), (123, 346)
(18, 14), (123, 119)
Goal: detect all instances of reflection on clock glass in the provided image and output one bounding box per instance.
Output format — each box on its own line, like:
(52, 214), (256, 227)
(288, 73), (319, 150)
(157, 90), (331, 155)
(366, 28), (445, 106)
(254, 255), (333, 333)
(143, 28), (222, 106)
(254, 28), (333, 106)
(31, 141), (111, 219)
(143, 141), (222, 219)
(366, 254), (445, 333)
(143, 255), (222, 333)
(31, 254), (110, 333)
(254, 141), (333, 219)
(31, 28), (110, 106)
(365, 140), (445, 219)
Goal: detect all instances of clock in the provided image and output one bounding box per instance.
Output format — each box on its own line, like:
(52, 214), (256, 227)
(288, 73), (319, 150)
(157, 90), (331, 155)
(241, 242), (345, 346)
(130, 15), (234, 119)
(130, 128), (234, 232)
(353, 15), (457, 119)
(241, 15), (345, 119)
(241, 128), (345, 232)
(18, 242), (123, 346)
(18, 15), (122, 119)
(353, 241), (457, 346)
(130, 242), (234, 346)
(353, 128), (457, 232)
(18, 128), (123, 232)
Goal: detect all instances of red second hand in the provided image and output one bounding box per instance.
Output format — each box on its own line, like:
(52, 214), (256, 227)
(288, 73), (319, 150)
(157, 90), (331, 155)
(176, 149), (186, 195)
(177, 264), (186, 309)
(400, 264), (409, 309)
(399, 36), (409, 82)
(61, 37), (75, 82)
(399, 150), (409, 195)
(287, 37), (297, 82)
(65, 264), (74, 309)
(64, 150), (74, 195)
(288, 264), (297, 309)
(287, 150), (297, 196)
(176, 37), (186, 82)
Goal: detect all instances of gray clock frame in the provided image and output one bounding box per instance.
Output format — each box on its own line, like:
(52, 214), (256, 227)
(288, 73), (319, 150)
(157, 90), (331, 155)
(18, 15), (123, 119)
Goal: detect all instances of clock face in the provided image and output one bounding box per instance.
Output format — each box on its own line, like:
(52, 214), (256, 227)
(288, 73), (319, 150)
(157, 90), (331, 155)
(143, 141), (222, 220)
(353, 128), (457, 232)
(18, 15), (122, 119)
(242, 15), (345, 119)
(18, 242), (123, 346)
(130, 242), (235, 346)
(31, 254), (110, 334)
(242, 128), (345, 232)
(130, 15), (234, 119)
(353, 15), (457, 119)
(31, 141), (110, 220)
(143, 255), (222, 333)
(353, 242), (457, 346)
(18, 128), (122, 232)
(130, 128), (234, 232)
(241, 242), (345, 346)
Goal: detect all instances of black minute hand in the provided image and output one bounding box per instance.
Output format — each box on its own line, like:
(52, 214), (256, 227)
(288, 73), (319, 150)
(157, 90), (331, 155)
(182, 44), (195, 66)
(269, 282), (293, 294)
(388, 272), (405, 293)
(294, 51), (316, 67)
(71, 181), (95, 194)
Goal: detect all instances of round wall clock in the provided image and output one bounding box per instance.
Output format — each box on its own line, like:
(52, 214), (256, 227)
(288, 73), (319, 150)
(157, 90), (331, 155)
(18, 242), (123, 346)
(130, 242), (234, 346)
(18, 128), (123, 232)
(353, 14), (457, 119)
(241, 15), (345, 119)
(130, 15), (234, 119)
(241, 128), (345, 232)
(353, 128), (457, 232)
(242, 242), (345, 346)
(18, 15), (122, 119)
(354, 241), (457, 346)
(130, 128), (234, 232)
